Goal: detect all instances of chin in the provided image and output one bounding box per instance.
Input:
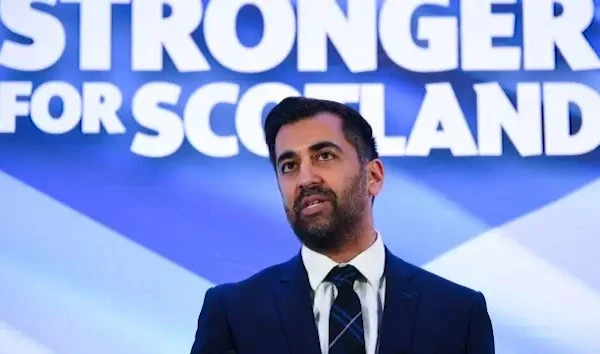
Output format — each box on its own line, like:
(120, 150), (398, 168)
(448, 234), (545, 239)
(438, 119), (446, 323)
(294, 224), (341, 249)
(300, 217), (334, 232)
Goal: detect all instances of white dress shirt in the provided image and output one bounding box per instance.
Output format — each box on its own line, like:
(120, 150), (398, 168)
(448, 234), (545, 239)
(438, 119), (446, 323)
(301, 232), (386, 354)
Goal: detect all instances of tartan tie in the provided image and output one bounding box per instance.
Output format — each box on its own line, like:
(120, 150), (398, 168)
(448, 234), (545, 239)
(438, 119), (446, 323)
(326, 265), (365, 354)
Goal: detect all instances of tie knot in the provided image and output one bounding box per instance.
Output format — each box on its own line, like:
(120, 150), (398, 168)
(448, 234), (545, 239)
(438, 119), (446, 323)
(325, 265), (360, 289)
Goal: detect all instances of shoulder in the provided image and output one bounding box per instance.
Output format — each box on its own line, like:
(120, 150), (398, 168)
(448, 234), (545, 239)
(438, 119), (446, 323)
(393, 256), (492, 331)
(206, 255), (296, 299)
(388, 252), (486, 308)
(410, 261), (480, 298)
(388, 253), (495, 349)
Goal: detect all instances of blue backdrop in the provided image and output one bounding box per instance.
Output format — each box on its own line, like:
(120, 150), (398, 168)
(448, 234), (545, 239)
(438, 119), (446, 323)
(1, 0), (599, 353)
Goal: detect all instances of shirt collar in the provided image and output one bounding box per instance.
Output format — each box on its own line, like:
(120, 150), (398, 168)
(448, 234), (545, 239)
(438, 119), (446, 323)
(301, 232), (385, 290)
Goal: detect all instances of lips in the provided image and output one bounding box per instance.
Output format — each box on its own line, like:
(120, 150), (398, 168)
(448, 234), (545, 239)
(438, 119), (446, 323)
(299, 194), (329, 210)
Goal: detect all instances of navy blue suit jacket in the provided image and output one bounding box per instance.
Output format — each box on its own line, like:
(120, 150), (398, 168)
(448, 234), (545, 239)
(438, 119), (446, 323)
(190, 248), (494, 354)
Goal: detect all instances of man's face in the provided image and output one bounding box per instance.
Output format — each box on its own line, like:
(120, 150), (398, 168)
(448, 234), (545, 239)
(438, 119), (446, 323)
(273, 112), (372, 251)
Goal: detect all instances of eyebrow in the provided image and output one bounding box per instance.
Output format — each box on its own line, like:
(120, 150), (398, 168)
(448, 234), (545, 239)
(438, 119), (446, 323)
(276, 141), (343, 167)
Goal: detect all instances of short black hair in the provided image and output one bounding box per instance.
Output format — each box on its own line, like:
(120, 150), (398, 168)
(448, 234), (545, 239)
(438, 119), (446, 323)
(264, 96), (378, 168)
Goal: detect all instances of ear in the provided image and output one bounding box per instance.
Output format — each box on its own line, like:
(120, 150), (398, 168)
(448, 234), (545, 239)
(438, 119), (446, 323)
(366, 159), (384, 197)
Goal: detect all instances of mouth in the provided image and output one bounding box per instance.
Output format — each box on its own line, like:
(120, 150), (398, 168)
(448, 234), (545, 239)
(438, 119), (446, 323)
(299, 195), (329, 211)
(304, 200), (326, 210)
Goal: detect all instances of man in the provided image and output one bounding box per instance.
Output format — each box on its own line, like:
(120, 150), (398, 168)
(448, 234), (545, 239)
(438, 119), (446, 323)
(190, 97), (494, 354)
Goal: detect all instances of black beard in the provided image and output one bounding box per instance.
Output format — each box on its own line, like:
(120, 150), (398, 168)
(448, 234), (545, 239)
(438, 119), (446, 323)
(286, 172), (366, 252)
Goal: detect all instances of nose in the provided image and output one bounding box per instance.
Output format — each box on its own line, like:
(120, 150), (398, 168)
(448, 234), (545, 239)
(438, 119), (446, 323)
(296, 161), (322, 188)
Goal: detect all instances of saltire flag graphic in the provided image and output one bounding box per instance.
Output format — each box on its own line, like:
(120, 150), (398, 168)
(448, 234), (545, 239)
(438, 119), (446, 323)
(1, 1), (599, 353)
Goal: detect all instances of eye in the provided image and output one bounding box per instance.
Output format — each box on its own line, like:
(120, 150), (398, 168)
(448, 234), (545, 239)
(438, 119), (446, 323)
(317, 151), (335, 161)
(280, 161), (296, 174)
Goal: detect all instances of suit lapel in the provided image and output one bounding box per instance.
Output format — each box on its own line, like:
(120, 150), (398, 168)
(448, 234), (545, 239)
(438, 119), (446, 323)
(378, 249), (420, 354)
(274, 255), (322, 354)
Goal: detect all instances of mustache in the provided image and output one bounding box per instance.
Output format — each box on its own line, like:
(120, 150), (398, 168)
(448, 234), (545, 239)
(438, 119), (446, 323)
(294, 186), (336, 212)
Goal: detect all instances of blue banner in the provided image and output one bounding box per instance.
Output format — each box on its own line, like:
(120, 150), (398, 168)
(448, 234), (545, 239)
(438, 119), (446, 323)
(1, 1), (599, 353)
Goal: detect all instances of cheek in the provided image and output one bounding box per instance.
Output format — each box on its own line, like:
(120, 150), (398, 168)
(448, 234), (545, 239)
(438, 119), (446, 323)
(284, 195), (295, 211)
(282, 192), (297, 218)
(278, 182), (296, 207)
(325, 176), (346, 195)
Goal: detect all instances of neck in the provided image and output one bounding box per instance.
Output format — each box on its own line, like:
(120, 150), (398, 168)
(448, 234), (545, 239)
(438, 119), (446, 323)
(321, 226), (377, 264)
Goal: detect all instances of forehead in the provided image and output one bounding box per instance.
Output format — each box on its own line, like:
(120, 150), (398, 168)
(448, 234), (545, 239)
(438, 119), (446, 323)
(274, 112), (349, 157)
